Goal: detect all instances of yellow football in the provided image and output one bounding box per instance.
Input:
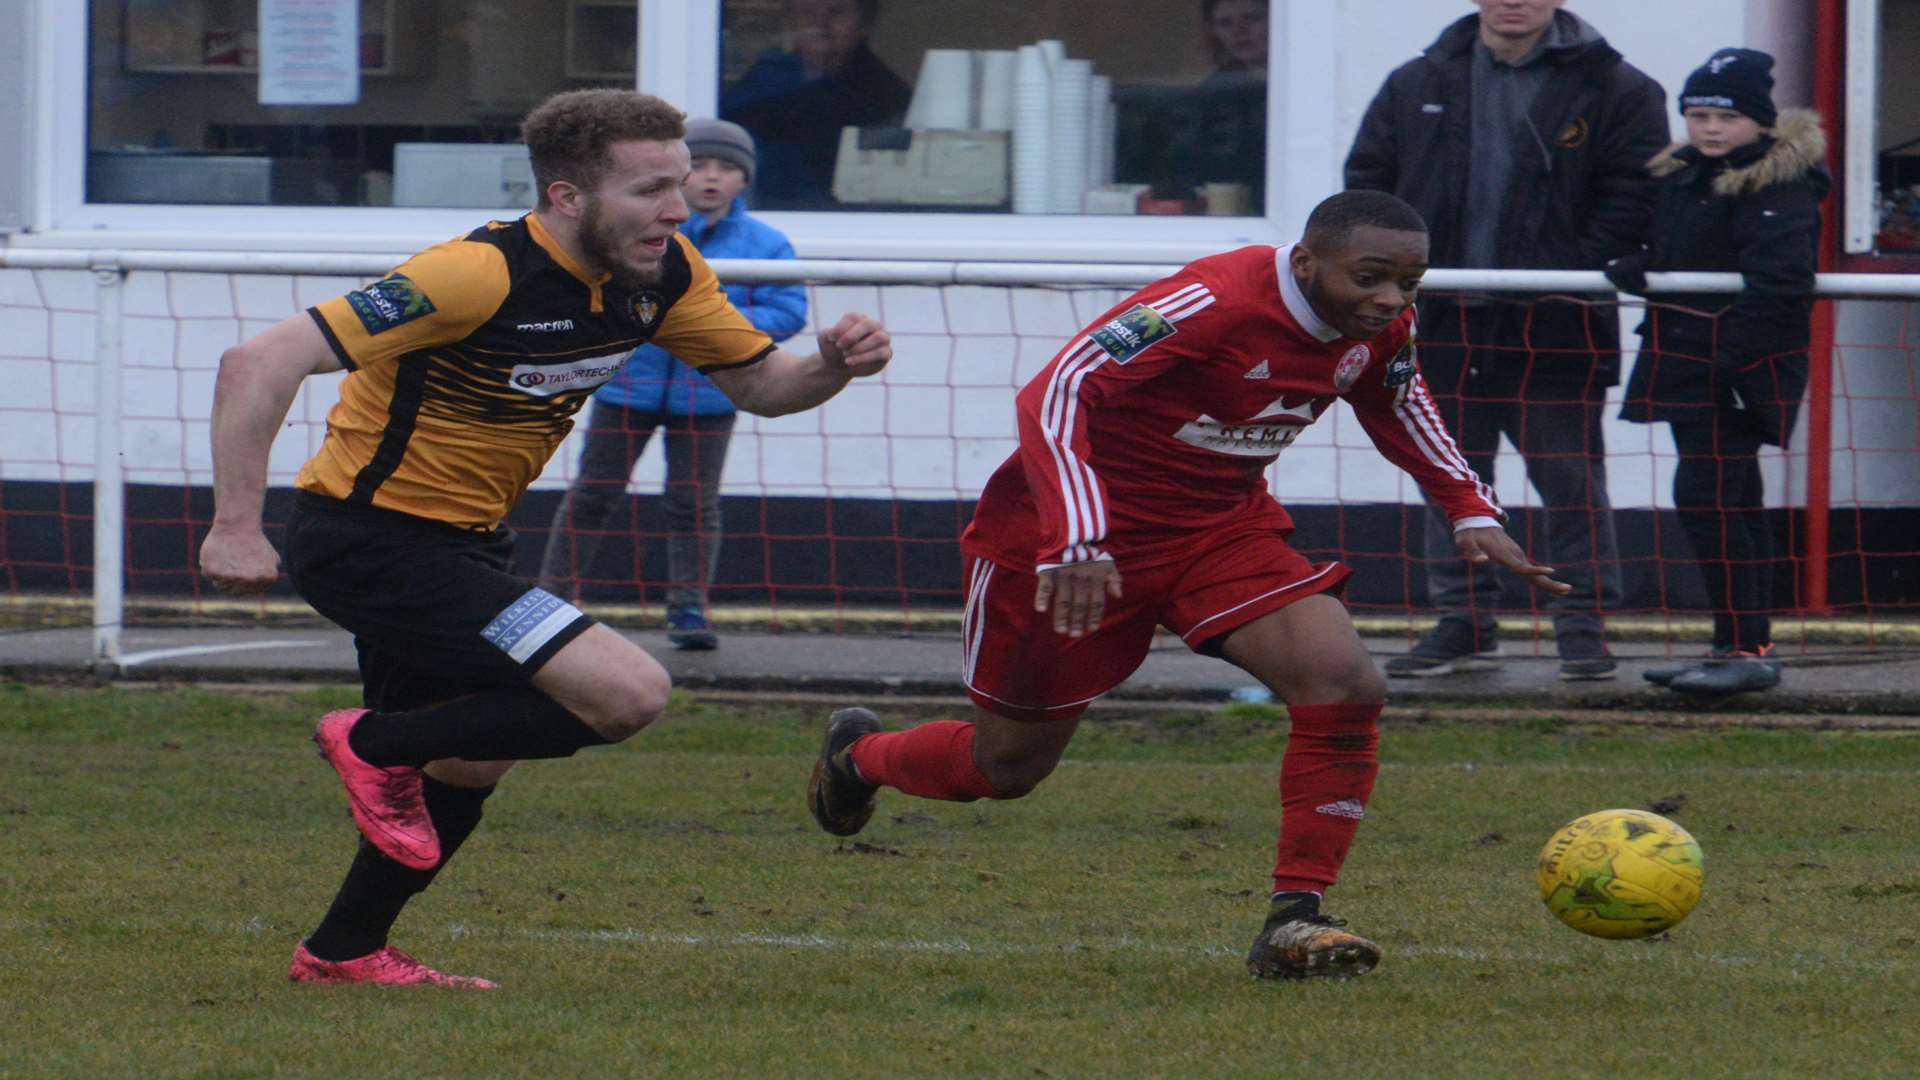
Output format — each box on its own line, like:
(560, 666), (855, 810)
(1537, 808), (1705, 939)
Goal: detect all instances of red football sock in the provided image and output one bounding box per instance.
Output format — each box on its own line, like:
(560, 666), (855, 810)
(848, 719), (1000, 802)
(1271, 702), (1382, 894)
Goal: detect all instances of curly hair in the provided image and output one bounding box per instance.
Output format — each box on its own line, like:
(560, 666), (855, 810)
(521, 90), (687, 208)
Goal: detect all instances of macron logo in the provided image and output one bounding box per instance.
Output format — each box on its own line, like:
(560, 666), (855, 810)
(1315, 799), (1366, 820)
(516, 319), (576, 333)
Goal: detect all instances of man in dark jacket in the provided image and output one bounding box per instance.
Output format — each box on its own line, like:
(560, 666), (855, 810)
(1345, 0), (1669, 680)
(722, 0), (912, 210)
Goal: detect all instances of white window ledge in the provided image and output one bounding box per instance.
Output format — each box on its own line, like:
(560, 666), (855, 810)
(6, 207), (1291, 265)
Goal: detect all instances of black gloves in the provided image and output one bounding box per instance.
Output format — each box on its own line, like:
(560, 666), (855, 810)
(1604, 252), (1650, 296)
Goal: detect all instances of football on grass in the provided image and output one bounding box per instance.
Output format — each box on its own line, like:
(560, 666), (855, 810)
(1536, 808), (1705, 939)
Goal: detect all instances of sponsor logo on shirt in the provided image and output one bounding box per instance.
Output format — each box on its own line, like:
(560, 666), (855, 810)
(1384, 342), (1417, 387)
(1089, 303), (1178, 364)
(1172, 394), (1322, 457)
(1174, 419), (1307, 457)
(345, 275), (436, 336)
(516, 319), (576, 333)
(1333, 344), (1370, 392)
(508, 351), (630, 397)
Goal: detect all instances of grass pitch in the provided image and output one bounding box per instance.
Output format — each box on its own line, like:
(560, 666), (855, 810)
(4, 682), (1918, 1078)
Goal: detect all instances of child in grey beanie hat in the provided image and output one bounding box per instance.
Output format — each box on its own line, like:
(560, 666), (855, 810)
(685, 118), (757, 183)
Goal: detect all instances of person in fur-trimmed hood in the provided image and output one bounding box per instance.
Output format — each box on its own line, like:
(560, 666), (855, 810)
(1607, 47), (1829, 696)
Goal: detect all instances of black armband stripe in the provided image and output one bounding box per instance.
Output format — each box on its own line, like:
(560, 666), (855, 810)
(700, 343), (777, 373)
(307, 308), (358, 371)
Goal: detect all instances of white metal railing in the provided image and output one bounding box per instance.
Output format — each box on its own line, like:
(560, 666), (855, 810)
(9, 248), (1920, 295)
(4, 247), (1919, 671)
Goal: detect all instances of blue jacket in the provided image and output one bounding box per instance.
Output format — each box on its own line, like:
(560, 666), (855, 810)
(593, 197), (807, 416)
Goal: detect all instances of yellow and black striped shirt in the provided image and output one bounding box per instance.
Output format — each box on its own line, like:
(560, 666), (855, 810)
(297, 213), (774, 527)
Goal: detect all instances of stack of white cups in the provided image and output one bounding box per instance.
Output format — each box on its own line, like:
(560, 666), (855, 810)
(905, 48), (975, 129)
(1003, 40), (1117, 215)
(1011, 44), (1051, 214)
(976, 49), (1018, 131)
(1047, 59), (1091, 214)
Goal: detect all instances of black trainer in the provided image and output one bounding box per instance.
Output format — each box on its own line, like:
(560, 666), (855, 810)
(1384, 621), (1502, 677)
(1643, 647), (1737, 687)
(807, 707), (882, 837)
(1245, 894), (1381, 980)
(1557, 631), (1618, 681)
(1669, 656), (1781, 696)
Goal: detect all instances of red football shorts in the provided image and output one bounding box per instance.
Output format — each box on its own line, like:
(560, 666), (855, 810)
(961, 529), (1351, 722)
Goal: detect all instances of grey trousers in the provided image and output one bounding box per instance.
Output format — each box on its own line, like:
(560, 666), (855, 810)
(1420, 372), (1622, 645)
(538, 400), (735, 609)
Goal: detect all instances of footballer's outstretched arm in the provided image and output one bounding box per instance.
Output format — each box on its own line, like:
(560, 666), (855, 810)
(707, 312), (891, 417)
(1454, 527), (1570, 596)
(1347, 364), (1568, 595)
(200, 314), (343, 593)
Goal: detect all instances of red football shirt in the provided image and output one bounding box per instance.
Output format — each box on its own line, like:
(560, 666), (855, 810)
(961, 244), (1501, 571)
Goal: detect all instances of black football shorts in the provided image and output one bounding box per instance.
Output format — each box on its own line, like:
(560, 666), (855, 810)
(285, 493), (596, 704)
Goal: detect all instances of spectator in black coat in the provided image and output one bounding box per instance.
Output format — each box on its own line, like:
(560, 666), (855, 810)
(1344, 1), (1669, 681)
(1608, 49), (1828, 695)
(1169, 0), (1269, 214)
(722, 0), (912, 210)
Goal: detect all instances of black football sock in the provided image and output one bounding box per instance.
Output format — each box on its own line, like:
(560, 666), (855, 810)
(1268, 890), (1322, 918)
(346, 687), (612, 768)
(304, 776), (494, 962)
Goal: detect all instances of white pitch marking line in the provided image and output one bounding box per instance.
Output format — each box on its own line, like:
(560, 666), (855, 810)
(117, 639), (324, 667)
(433, 924), (1903, 974)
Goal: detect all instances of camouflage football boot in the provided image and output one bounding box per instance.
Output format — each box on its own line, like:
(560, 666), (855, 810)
(807, 707), (882, 837)
(1246, 894), (1382, 980)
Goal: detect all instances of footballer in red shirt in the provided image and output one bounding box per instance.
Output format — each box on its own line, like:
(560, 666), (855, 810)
(808, 190), (1568, 979)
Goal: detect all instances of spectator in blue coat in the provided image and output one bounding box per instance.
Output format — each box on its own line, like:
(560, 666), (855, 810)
(539, 119), (808, 648)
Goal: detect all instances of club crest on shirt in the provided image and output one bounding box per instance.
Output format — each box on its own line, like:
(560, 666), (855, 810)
(1333, 344), (1371, 392)
(1089, 303), (1178, 364)
(1384, 342), (1417, 387)
(632, 292), (663, 328)
(346, 274), (436, 336)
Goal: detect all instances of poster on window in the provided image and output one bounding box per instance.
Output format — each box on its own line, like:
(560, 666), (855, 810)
(258, 0), (361, 106)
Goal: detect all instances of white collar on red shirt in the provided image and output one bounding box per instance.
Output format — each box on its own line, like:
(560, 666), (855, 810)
(1276, 244), (1342, 344)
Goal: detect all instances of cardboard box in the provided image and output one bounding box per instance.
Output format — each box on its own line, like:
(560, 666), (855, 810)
(831, 127), (1008, 208)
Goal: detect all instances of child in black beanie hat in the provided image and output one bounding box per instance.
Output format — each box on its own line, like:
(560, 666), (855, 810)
(1677, 47), (1778, 128)
(1607, 47), (1829, 696)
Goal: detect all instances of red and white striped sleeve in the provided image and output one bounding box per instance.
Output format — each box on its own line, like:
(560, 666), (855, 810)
(1344, 323), (1504, 525)
(1014, 272), (1220, 570)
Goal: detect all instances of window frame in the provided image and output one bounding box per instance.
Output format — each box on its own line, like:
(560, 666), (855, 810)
(1843, 0), (1877, 254)
(33, 0), (1318, 262)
